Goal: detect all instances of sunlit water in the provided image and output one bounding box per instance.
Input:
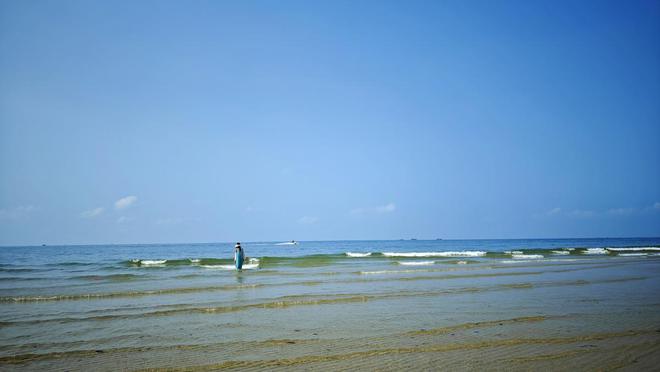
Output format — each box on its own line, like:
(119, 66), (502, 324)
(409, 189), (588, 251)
(1, 238), (660, 370)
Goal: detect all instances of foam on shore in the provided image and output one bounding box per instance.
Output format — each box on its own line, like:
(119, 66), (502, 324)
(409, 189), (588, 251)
(382, 251), (486, 257)
(397, 261), (435, 266)
(138, 260), (167, 266)
(606, 247), (660, 252)
(511, 254), (544, 259)
(583, 248), (609, 255)
(360, 269), (433, 275)
(346, 252), (372, 257)
(201, 263), (259, 270)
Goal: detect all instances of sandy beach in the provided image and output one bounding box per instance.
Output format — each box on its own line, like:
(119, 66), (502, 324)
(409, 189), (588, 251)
(3, 0), (659, 370)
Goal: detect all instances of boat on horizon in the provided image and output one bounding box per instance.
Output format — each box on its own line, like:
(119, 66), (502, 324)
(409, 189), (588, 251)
(276, 240), (298, 246)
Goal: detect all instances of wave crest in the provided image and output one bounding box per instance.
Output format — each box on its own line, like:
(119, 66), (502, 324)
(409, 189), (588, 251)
(346, 252), (372, 257)
(382, 251), (486, 257)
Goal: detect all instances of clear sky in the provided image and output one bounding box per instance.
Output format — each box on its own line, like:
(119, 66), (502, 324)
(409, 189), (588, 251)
(1, 0), (659, 245)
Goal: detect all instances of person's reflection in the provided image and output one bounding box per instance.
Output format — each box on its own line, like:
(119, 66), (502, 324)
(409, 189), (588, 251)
(235, 271), (245, 285)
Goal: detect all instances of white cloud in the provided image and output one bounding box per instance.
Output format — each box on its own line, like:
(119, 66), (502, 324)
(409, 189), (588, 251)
(81, 207), (104, 218)
(546, 207), (562, 216)
(116, 216), (134, 224)
(376, 203), (396, 213)
(114, 196), (137, 210)
(298, 216), (319, 224)
(607, 208), (634, 216)
(351, 203), (396, 215)
(349, 208), (364, 215)
(0, 205), (36, 220)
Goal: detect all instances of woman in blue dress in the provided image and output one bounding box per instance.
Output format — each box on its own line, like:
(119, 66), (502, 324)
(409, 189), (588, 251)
(234, 242), (244, 270)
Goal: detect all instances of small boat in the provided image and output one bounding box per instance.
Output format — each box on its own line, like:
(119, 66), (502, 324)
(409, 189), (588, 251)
(276, 240), (298, 246)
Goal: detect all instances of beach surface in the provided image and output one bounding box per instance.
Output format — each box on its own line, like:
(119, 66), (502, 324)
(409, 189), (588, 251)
(1, 239), (659, 371)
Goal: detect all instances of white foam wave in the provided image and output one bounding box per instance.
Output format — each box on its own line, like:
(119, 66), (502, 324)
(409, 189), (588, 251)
(583, 248), (608, 255)
(397, 261), (435, 266)
(360, 269), (432, 275)
(551, 250), (570, 255)
(382, 251), (486, 257)
(457, 261), (468, 265)
(606, 247), (660, 252)
(500, 258), (578, 264)
(617, 253), (647, 257)
(276, 242), (298, 246)
(200, 265), (234, 270)
(140, 260), (167, 266)
(346, 252), (372, 257)
(512, 254), (544, 259)
(505, 250), (524, 255)
(189, 259), (201, 263)
(201, 263), (259, 270)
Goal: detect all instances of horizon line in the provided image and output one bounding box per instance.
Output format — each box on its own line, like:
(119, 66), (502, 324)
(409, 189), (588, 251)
(2, 236), (660, 248)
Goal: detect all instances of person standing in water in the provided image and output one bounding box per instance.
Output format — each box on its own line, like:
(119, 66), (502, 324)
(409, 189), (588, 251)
(234, 242), (244, 269)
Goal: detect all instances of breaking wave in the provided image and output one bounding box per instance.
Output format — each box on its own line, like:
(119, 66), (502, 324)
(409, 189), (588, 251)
(382, 251), (487, 258)
(345, 252), (372, 257)
(397, 261), (435, 266)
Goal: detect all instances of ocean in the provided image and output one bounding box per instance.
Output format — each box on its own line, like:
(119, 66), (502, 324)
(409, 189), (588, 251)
(1, 238), (660, 370)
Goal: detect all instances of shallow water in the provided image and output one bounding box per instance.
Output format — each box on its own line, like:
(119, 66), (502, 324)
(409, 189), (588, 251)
(1, 238), (660, 370)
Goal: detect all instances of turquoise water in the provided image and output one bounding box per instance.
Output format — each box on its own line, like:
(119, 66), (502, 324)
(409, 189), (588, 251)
(1, 238), (660, 370)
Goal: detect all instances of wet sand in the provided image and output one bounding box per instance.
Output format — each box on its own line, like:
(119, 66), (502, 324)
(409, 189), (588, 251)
(4, 313), (659, 371)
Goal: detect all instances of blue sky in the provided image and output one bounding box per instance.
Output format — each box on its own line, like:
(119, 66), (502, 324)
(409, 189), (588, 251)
(1, 0), (659, 245)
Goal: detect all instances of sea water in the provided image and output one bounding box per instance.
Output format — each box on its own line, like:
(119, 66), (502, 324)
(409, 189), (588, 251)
(1, 238), (660, 370)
